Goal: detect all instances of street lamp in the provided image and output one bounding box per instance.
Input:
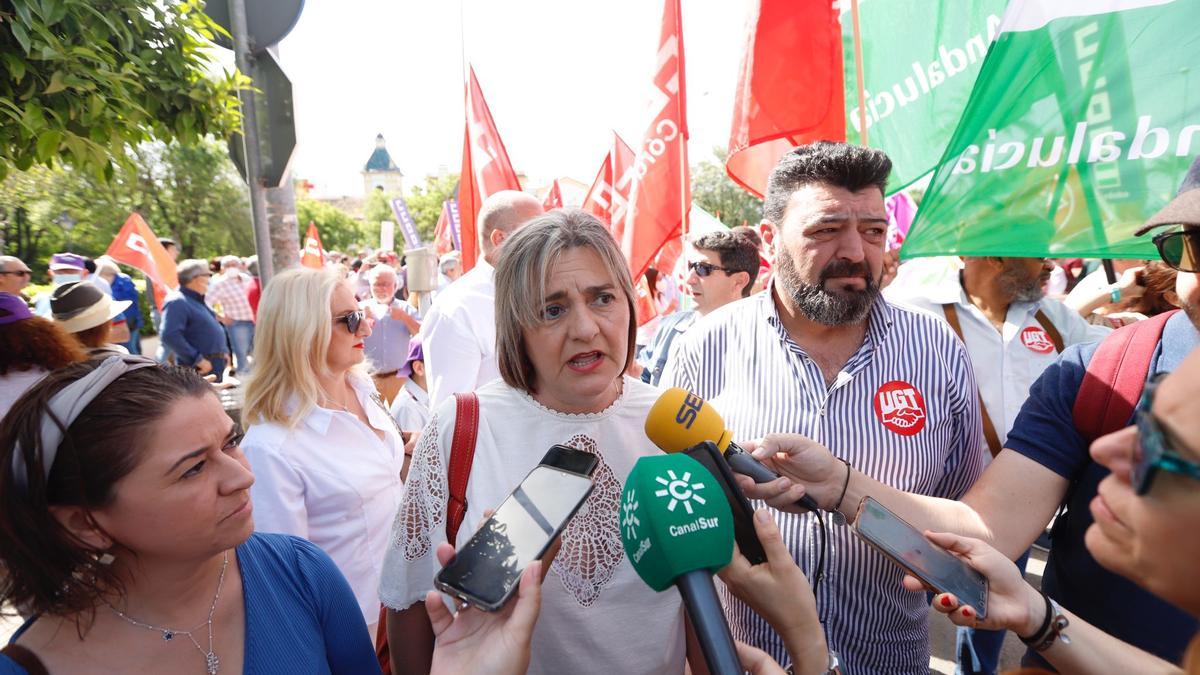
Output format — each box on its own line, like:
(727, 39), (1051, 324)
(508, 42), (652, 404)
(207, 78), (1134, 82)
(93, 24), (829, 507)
(53, 211), (77, 251)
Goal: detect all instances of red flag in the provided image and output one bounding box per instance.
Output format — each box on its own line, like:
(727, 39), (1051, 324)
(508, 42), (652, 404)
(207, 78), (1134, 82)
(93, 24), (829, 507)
(301, 222), (326, 269)
(458, 66), (522, 272)
(542, 179), (564, 211)
(433, 201), (456, 257)
(620, 0), (690, 283)
(726, 0), (845, 198)
(105, 213), (178, 310)
(582, 132), (637, 233)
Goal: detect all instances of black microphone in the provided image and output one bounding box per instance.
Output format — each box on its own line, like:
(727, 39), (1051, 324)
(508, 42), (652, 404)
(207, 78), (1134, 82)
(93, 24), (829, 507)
(645, 388), (820, 513)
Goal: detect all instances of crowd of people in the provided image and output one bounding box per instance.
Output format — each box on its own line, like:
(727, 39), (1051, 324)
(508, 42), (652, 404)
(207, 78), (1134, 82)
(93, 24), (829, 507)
(0, 140), (1198, 675)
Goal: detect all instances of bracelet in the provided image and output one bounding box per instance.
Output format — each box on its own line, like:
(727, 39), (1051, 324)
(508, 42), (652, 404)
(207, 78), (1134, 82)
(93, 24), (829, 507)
(1109, 284), (1122, 304)
(832, 459), (852, 512)
(1019, 592), (1071, 652)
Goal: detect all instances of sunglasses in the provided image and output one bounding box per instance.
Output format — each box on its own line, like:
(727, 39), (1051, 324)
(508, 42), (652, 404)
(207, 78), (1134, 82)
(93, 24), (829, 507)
(688, 261), (734, 278)
(1132, 374), (1200, 495)
(1152, 229), (1200, 273)
(334, 309), (366, 334)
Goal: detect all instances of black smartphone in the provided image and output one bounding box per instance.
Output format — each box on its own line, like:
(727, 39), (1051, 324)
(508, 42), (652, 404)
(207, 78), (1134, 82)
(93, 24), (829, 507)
(435, 445), (597, 611)
(853, 496), (988, 618)
(685, 441), (768, 565)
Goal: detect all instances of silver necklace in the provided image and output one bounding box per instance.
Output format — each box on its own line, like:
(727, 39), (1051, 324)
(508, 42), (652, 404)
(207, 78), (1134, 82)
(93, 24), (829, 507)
(106, 551), (229, 675)
(319, 395), (354, 414)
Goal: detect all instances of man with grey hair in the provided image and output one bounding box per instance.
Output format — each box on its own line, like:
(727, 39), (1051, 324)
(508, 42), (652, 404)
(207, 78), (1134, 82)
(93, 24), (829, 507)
(0, 255), (33, 298)
(95, 256), (142, 353)
(421, 190), (544, 405)
(206, 255), (256, 375)
(161, 259), (229, 382)
(360, 263), (421, 403)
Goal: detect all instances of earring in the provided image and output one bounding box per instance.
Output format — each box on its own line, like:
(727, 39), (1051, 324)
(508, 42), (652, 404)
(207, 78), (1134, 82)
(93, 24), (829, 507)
(97, 552), (115, 565)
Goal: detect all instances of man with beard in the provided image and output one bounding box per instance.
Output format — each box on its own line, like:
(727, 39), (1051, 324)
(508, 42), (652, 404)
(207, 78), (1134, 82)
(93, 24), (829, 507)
(886, 256), (1107, 673)
(732, 156), (1200, 671)
(662, 141), (986, 675)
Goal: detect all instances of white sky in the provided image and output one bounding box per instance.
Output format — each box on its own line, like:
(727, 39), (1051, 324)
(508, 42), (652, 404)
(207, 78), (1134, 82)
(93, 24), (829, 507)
(271, 0), (751, 198)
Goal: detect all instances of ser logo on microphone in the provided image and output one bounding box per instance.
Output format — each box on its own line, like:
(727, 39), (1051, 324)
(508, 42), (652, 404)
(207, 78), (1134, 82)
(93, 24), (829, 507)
(674, 392), (704, 429)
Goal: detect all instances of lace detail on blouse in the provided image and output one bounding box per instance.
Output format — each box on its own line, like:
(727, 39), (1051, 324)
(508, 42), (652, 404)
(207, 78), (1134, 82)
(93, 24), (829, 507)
(551, 434), (625, 607)
(395, 413), (446, 561)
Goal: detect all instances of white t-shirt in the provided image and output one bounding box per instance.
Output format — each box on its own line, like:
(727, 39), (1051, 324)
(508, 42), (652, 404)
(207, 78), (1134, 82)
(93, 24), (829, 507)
(242, 374), (405, 624)
(420, 260), (501, 407)
(0, 367), (47, 420)
(379, 376), (687, 675)
(389, 378), (430, 433)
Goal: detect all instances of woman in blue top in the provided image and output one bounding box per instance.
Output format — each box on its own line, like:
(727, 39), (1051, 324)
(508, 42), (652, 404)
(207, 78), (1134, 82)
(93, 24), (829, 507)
(0, 356), (545, 675)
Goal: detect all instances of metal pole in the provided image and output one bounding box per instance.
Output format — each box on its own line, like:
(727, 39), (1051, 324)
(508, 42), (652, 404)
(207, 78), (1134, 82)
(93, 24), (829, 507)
(229, 0), (274, 285)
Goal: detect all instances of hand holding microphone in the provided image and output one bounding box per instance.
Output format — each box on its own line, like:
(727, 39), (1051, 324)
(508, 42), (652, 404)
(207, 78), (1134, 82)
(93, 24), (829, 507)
(644, 388), (822, 513)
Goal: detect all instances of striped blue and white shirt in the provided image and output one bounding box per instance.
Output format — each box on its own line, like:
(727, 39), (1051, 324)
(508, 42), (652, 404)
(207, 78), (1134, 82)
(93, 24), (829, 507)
(662, 287), (985, 675)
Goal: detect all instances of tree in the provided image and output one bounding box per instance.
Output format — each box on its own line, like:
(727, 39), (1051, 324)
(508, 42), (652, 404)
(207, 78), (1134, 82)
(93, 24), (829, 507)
(405, 173), (458, 242)
(691, 147), (763, 228)
(295, 197), (367, 253)
(0, 0), (244, 181)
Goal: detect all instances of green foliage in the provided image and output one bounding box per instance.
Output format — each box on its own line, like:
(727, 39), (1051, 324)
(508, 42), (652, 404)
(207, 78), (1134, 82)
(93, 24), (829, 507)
(405, 173), (458, 243)
(0, 138), (252, 280)
(0, 0), (246, 181)
(691, 147), (763, 228)
(361, 189), (392, 250)
(295, 197), (366, 253)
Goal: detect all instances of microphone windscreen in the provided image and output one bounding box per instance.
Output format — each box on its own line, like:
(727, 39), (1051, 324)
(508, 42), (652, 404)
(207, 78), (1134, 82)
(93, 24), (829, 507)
(644, 388), (730, 454)
(619, 454), (734, 591)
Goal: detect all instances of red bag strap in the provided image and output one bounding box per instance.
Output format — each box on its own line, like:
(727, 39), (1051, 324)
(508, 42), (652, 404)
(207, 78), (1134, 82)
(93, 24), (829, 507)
(446, 392), (480, 544)
(1073, 310), (1176, 442)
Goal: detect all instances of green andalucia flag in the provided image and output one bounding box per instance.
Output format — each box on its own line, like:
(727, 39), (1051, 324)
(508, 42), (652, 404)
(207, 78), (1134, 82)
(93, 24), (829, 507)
(842, 1), (1008, 193)
(902, 0), (1200, 259)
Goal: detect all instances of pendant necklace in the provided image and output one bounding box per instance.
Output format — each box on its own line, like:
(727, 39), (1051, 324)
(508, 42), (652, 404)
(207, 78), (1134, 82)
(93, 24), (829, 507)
(106, 550), (229, 674)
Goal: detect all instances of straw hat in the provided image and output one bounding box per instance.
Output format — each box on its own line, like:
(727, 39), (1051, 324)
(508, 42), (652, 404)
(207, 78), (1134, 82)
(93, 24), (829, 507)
(50, 281), (131, 333)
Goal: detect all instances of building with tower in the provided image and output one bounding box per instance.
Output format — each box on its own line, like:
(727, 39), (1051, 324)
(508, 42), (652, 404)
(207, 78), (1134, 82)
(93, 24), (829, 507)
(362, 133), (403, 195)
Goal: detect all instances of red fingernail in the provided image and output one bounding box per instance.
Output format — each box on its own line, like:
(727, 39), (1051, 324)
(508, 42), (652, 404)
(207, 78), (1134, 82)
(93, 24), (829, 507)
(940, 596), (953, 608)
(962, 607), (973, 617)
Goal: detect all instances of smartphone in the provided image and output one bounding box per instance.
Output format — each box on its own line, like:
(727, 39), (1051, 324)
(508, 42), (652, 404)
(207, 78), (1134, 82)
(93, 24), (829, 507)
(852, 496), (988, 618)
(435, 445), (597, 611)
(685, 441), (768, 565)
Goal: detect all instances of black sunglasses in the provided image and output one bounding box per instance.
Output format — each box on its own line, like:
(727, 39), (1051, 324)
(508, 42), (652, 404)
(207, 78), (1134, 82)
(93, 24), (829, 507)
(688, 261), (734, 278)
(1152, 229), (1200, 273)
(334, 309), (365, 334)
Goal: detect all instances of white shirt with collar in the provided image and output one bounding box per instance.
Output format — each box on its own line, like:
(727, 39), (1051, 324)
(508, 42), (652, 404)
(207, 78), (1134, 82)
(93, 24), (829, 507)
(241, 373), (405, 625)
(887, 277), (1110, 450)
(420, 259), (500, 407)
(389, 378), (430, 433)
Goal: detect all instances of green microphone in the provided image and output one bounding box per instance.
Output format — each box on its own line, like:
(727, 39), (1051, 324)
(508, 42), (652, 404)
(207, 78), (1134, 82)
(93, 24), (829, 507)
(620, 454), (741, 675)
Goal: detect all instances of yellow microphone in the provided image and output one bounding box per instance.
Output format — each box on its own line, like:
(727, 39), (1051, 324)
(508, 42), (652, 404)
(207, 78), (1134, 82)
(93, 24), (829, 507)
(645, 388), (819, 512)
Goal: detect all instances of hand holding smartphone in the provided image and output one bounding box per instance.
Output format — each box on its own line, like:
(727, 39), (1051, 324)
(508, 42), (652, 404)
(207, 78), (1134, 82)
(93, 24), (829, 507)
(852, 496), (988, 618)
(435, 445), (598, 611)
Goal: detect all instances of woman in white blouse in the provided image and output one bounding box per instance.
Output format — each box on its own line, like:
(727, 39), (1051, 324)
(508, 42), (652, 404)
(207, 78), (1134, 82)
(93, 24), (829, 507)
(241, 267), (406, 637)
(381, 210), (701, 675)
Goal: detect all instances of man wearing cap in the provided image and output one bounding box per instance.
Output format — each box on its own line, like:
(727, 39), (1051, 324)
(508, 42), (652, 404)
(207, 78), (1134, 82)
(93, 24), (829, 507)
(0, 256), (33, 299)
(739, 156), (1200, 667)
(388, 336), (430, 434)
(49, 281), (132, 356)
(205, 255), (256, 376)
(32, 252), (89, 317)
(160, 259), (230, 382)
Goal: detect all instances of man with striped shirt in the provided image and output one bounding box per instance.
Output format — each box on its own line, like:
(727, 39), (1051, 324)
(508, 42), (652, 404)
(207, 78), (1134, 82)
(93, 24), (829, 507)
(662, 141), (985, 674)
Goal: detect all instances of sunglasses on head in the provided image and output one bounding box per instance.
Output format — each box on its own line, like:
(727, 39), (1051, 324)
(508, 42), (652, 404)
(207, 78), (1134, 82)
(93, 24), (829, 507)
(1132, 374), (1200, 495)
(688, 261), (733, 278)
(1152, 229), (1200, 273)
(334, 309), (365, 334)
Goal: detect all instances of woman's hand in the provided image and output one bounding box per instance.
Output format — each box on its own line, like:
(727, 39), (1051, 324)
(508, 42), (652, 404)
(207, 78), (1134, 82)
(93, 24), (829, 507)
(735, 641), (787, 675)
(902, 531), (1045, 638)
(718, 509), (827, 673)
(736, 435), (843, 512)
(425, 542), (544, 675)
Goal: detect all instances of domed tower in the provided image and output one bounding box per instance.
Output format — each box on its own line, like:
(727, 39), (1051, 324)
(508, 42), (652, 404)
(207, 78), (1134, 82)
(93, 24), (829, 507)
(362, 133), (403, 194)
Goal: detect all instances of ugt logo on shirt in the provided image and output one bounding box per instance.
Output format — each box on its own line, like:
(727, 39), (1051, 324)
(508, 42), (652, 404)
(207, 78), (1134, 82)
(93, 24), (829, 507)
(873, 380), (927, 436)
(1020, 326), (1055, 354)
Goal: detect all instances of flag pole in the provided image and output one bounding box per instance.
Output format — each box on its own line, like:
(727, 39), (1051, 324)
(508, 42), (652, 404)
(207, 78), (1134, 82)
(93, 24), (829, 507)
(850, 0), (869, 146)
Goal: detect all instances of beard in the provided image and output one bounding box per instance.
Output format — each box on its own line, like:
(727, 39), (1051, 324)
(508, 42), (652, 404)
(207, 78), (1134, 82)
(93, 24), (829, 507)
(997, 264), (1046, 303)
(776, 253), (880, 326)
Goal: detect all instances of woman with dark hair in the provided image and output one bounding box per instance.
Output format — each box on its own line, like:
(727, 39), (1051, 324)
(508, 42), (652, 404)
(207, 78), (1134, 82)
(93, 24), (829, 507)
(0, 292), (85, 419)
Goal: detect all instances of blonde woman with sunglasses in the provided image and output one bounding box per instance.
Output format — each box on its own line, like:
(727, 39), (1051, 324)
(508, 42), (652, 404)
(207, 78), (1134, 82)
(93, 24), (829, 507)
(240, 268), (406, 638)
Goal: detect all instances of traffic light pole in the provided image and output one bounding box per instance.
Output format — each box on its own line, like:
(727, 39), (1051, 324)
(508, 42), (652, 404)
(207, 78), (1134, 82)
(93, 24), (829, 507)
(229, 0), (275, 285)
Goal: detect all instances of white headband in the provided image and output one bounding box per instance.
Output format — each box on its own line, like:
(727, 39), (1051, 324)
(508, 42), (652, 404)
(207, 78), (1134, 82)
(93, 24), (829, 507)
(12, 355), (157, 494)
